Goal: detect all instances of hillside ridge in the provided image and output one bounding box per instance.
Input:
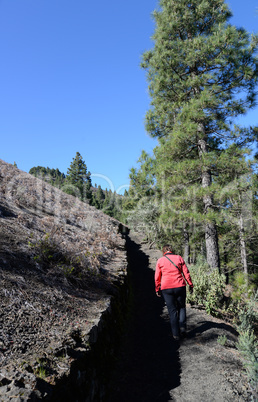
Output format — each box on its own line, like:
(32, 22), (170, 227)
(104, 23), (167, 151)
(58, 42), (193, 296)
(0, 159), (128, 400)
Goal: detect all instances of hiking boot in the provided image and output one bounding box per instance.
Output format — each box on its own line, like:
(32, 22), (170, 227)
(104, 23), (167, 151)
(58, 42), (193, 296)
(180, 328), (187, 338)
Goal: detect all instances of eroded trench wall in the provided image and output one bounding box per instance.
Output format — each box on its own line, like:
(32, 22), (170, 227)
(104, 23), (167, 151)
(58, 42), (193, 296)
(48, 234), (131, 402)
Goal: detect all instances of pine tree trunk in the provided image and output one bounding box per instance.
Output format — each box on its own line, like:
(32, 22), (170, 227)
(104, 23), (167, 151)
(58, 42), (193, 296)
(223, 244), (229, 284)
(239, 214), (248, 276)
(205, 220), (220, 271)
(198, 135), (220, 270)
(183, 224), (190, 264)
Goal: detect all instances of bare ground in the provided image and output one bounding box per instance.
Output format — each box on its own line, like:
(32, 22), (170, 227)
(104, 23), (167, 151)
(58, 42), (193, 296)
(107, 233), (253, 402)
(0, 160), (128, 399)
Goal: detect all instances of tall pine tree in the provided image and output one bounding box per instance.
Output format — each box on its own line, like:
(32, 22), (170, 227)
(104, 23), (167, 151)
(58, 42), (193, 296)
(65, 152), (92, 203)
(141, 0), (258, 269)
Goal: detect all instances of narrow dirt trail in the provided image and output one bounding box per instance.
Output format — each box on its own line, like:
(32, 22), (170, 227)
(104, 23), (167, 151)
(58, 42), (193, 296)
(106, 233), (252, 402)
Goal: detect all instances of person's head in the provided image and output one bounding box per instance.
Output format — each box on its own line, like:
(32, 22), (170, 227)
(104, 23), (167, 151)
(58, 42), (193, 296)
(162, 244), (173, 254)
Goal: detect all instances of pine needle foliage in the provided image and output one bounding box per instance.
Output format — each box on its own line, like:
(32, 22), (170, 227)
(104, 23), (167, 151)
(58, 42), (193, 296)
(141, 0), (258, 269)
(65, 152), (93, 203)
(236, 292), (258, 396)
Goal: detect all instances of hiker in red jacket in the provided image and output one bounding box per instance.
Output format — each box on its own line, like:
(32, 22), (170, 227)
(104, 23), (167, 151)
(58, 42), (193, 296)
(155, 244), (193, 341)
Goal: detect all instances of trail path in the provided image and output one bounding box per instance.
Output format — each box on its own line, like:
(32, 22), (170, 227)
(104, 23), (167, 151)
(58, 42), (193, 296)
(107, 233), (252, 402)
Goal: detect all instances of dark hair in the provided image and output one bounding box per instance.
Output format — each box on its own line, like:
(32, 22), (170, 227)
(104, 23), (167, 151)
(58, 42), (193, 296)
(162, 244), (173, 254)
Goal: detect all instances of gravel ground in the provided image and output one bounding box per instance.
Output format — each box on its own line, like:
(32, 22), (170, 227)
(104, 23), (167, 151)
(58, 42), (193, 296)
(107, 233), (253, 402)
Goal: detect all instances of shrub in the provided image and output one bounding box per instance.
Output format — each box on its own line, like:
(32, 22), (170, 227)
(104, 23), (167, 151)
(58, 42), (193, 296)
(217, 334), (228, 347)
(28, 233), (99, 280)
(231, 271), (256, 303)
(237, 291), (258, 334)
(236, 329), (258, 392)
(186, 257), (226, 315)
(236, 292), (258, 395)
(28, 232), (61, 265)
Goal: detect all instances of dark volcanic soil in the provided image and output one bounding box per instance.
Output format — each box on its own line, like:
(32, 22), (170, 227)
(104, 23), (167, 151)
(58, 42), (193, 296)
(107, 233), (253, 402)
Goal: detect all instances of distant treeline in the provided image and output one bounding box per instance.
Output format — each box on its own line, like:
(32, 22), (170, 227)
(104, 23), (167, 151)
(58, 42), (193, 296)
(29, 152), (124, 221)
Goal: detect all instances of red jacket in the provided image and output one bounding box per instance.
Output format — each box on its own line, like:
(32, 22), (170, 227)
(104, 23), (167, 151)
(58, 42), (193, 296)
(155, 252), (193, 292)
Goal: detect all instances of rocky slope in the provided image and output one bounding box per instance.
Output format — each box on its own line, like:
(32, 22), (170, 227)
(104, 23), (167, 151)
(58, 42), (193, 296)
(0, 160), (128, 400)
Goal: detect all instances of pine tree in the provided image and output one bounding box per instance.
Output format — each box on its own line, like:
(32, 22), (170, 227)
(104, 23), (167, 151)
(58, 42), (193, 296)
(216, 150), (258, 278)
(123, 151), (156, 214)
(127, 151), (156, 207)
(122, 151), (159, 238)
(92, 185), (105, 209)
(29, 166), (66, 188)
(141, 0), (258, 269)
(65, 152), (92, 203)
(102, 189), (116, 217)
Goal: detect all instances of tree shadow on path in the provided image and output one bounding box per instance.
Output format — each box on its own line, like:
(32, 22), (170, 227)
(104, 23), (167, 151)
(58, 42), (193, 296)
(106, 235), (181, 402)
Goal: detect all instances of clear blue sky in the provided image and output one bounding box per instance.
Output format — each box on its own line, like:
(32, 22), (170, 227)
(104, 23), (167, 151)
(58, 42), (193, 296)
(0, 0), (257, 193)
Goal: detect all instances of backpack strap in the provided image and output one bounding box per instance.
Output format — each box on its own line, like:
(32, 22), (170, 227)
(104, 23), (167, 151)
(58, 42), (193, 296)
(164, 255), (182, 273)
(164, 255), (191, 288)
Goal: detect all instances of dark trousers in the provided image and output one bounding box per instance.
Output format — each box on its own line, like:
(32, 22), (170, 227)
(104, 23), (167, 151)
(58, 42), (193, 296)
(161, 287), (186, 338)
